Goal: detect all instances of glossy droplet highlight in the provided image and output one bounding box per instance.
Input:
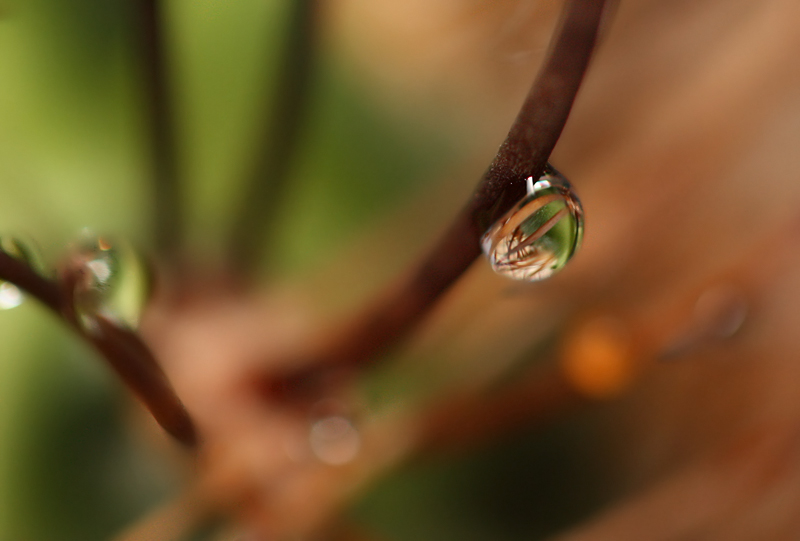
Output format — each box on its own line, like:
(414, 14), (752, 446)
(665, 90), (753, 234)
(309, 415), (361, 465)
(482, 164), (583, 281)
(72, 235), (150, 330)
(0, 282), (23, 310)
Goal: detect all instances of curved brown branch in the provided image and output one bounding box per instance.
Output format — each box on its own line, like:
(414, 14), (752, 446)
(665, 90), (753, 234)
(227, 0), (317, 276)
(471, 0), (610, 232)
(0, 249), (197, 447)
(261, 0), (609, 401)
(0, 251), (62, 312)
(90, 316), (198, 447)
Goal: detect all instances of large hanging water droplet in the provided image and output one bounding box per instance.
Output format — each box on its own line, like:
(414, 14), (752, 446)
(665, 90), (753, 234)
(0, 235), (48, 310)
(481, 164), (583, 281)
(72, 235), (151, 330)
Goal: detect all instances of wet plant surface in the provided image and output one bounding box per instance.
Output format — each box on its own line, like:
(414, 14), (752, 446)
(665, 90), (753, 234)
(3, 0), (800, 540)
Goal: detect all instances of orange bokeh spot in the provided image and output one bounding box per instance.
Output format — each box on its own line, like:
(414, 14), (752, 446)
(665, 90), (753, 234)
(561, 316), (635, 399)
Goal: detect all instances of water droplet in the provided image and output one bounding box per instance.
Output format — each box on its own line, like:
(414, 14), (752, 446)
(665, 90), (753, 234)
(309, 415), (361, 465)
(0, 282), (23, 310)
(482, 164), (583, 281)
(72, 235), (150, 330)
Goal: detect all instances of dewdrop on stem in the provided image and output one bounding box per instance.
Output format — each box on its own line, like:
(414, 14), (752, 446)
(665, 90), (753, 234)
(481, 164), (584, 281)
(71, 234), (150, 331)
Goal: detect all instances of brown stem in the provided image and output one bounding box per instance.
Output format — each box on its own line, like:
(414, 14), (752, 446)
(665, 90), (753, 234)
(471, 0), (609, 233)
(262, 0), (608, 400)
(137, 0), (183, 264)
(59, 259), (199, 447)
(227, 0), (317, 277)
(90, 316), (198, 447)
(0, 251), (62, 312)
(0, 250), (197, 447)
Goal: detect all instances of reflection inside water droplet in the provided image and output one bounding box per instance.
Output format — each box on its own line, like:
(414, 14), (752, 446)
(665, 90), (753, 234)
(0, 282), (23, 310)
(86, 258), (112, 284)
(309, 416), (361, 466)
(482, 164), (583, 281)
(72, 235), (150, 330)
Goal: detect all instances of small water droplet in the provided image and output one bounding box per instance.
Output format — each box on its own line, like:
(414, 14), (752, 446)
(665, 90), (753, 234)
(72, 235), (150, 330)
(309, 415), (361, 465)
(482, 164), (583, 281)
(0, 282), (23, 310)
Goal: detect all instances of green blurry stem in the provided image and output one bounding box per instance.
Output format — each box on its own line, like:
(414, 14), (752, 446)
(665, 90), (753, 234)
(137, 0), (184, 264)
(227, 0), (317, 278)
(264, 0), (608, 401)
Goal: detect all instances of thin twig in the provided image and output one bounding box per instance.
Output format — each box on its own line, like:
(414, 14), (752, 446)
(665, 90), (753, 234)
(137, 0), (183, 263)
(261, 0), (608, 400)
(0, 251), (62, 312)
(0, 250), (197, 447)
(90, 316), (198, 447)
(56, 254), (199, 447)
(227, 0), (317, 277)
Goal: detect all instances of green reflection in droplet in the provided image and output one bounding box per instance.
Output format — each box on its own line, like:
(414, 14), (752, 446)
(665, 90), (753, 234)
(481, 165), (584, 282)
(72, 236), (150, 330)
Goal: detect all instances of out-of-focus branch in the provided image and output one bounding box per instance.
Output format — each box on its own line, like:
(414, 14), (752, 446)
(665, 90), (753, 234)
(227, 0), (317, 277)
(90, 316), (198, 446)
(136, 0), (183, 263)
(260, 0), (609, 401)
(0, 251), (62, 312)
(0, 248), (197, 447)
